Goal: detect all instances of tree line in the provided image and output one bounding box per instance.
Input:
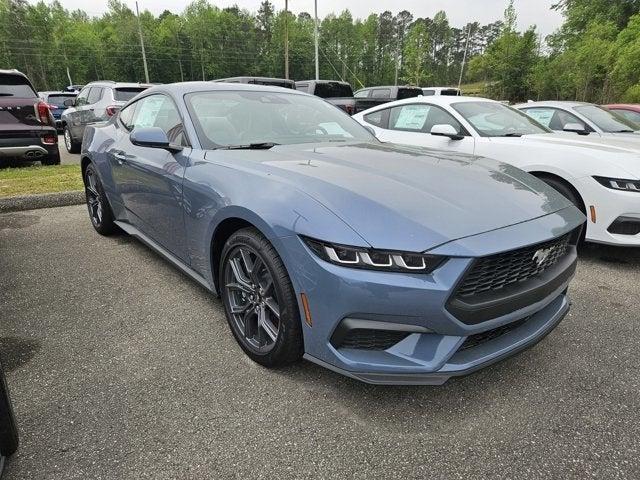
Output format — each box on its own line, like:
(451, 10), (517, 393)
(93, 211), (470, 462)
(1, 0), (639, 103)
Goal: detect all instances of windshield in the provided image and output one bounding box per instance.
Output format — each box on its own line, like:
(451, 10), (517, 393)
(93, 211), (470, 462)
(574, 105), (639, 133)
(186, 90), (375, 149)
(114, 87), (147, 102)
(452, 101), (551, 137)
(0, 73), (36, 97)
(314, 83), (353, 98)
(47, 94), (76, 106)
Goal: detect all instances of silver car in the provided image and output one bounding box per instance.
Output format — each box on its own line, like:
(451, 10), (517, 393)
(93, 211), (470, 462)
(60, 81), (151, 153)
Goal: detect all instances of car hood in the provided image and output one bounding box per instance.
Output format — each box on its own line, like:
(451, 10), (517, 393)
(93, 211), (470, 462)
(206, 142), (573, 252)
(492, 133), (640, 177)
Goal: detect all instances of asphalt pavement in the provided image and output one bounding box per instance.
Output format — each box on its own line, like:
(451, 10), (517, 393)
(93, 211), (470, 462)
(0, 205), (639, 479)
(58, 135), (79, 165)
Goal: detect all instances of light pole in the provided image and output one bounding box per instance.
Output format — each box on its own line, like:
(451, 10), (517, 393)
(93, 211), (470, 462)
(135, 1), (150, 84)
(314, 0), (319, 80)
(284, 0), (289, 79)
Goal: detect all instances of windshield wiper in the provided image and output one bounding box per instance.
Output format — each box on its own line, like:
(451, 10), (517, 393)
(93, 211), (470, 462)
(219, 142), (280, 150)
(615, 130), (635, 133)
(500, 132), (524, 137)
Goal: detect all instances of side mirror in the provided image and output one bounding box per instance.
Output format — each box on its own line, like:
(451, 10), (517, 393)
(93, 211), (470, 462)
(430, 124), (463, 140)
(130, 127), (183, 153)
(63, 98), (75, 107)
(563, 123), (589, 135)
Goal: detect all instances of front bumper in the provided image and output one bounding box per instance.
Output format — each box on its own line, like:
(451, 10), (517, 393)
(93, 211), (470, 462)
(282, 210), (583, 385)
(576, 176), (640, 246)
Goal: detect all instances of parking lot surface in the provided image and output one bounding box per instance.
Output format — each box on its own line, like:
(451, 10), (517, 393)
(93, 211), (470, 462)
(58, 135), (79, 165)
(1, 205), (639, 479)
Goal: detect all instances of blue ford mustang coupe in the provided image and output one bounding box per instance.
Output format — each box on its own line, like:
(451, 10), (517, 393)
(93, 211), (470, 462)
(81, 82), (585, 385)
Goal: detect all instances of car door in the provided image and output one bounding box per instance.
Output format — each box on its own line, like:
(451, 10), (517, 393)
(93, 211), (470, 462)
(109, 94), (190, 261)
(68, 87), (90, 139)
(371, 103), (475, 154)
(84, 86), (104, 127)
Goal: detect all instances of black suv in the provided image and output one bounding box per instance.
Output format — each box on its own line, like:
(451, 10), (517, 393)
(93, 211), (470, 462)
(0, 69), (60, 165)
(353, 85), (423, 113)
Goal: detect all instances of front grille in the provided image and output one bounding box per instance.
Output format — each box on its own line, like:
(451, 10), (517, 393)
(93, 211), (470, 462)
(459, 318), (528, 351)
(338, 329), (410, 350)
(455, 233), (572, 299)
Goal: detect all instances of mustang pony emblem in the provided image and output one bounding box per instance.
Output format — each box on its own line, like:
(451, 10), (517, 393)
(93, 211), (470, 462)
(532, 247), (554, 266)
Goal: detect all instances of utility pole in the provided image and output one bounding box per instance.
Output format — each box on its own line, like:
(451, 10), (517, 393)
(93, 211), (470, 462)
(136, 1), (150, 84)
(458, 25), (472, 90)
(314, 0), (319, 80)
(394, 21), (402, 86)
(284, 0), (289, 79)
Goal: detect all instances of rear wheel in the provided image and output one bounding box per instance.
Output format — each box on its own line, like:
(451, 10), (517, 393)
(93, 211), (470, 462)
(219, 228), (303, 367)
(84, 163), (116, 236)
(63, 125), (80, 154)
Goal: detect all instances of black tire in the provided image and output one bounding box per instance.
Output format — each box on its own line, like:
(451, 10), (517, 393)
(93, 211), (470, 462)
(219, 227), (303, 367)
(63, 125), (80, 154)
(84, 163), (117, 236)
(0, 360), (19, 457)
(41, 149), (61, 166)
(540, 176), (582, 210)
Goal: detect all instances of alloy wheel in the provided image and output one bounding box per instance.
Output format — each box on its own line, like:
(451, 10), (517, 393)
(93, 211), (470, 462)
(64, 128), (72, 152)
(85, 169), (103, 227)
(223, 246), (281, 353)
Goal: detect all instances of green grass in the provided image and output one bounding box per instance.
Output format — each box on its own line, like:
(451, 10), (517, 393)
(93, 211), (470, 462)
(0, 164), (83, 198)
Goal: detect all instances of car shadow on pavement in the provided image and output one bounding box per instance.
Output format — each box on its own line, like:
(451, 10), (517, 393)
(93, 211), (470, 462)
(578, 242), (640, 267)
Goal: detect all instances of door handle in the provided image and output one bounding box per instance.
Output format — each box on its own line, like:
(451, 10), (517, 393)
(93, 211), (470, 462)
(114, 152), (127, 164)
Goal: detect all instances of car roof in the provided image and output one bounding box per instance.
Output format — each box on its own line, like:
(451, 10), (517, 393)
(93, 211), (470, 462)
(39, 90), (76, 95)
(144, 81), (309, 97)
(381, 95), (498, 108)
(295, 79), (350, 85)
(514, 101), (592, 109)
(84, 80), (154, 89)
(605, 104), (640, 112)
(0, 69), (27, 77)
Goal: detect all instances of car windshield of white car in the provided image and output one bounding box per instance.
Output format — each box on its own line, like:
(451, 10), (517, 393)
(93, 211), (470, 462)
(575, 105), (639, 133)
(452, 101), (551, 137)
(185, 90), (375, 149)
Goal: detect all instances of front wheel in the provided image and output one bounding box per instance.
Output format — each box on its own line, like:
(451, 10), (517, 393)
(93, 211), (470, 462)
(84, 163), (117, 236)
(63, 125), (80, 154)
(219, 228), (303, 367)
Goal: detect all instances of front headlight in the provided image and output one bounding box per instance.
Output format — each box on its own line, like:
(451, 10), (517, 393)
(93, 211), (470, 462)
(593, 176), (640, 192)
(302, 237), (445, 273)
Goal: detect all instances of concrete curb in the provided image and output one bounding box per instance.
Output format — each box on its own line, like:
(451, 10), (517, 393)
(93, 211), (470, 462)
(0, 191), (84, 213)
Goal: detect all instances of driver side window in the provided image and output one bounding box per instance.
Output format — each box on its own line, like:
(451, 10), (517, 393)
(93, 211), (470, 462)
(389, 104), (464, 134)
(131, 95), (187, 146)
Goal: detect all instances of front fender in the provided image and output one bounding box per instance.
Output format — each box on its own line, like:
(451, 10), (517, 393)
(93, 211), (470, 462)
(183, 160), (368, 291)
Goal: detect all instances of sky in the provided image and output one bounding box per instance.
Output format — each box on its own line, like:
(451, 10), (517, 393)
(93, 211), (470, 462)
(28, 0), (565, 36)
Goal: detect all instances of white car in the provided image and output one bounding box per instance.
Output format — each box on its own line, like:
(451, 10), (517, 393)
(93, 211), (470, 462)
(514, 101), (640, 138)
(353, 95), (640, 246)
